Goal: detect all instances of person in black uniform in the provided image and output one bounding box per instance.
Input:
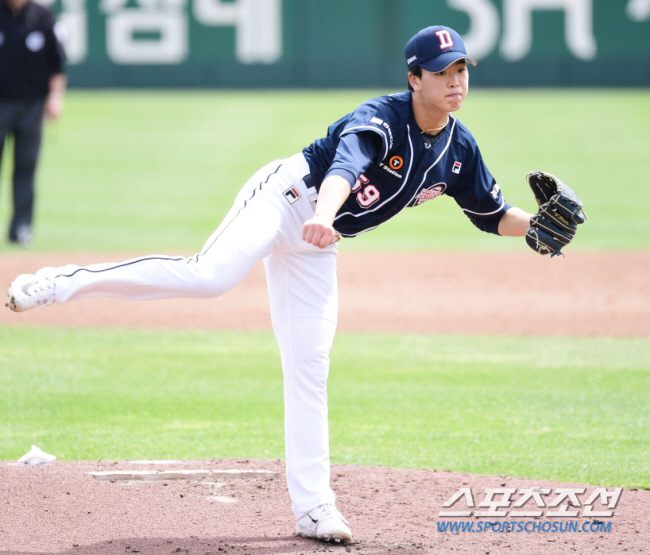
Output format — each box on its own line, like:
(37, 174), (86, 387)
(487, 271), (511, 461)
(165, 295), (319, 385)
(0, 0), (66, 246)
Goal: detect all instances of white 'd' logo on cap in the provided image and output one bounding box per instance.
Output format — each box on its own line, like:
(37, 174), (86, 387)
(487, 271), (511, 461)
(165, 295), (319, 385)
(435, 30), (454, 49)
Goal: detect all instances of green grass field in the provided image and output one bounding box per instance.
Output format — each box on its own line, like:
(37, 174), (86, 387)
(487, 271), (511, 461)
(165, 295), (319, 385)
(1, 327), (648, 488)
(1, 88), (649, 252)
(1, 89), (648, 489)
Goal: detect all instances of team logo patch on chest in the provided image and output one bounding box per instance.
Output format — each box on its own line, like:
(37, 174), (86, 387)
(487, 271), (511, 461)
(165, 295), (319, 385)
(414, 183), (447, 206)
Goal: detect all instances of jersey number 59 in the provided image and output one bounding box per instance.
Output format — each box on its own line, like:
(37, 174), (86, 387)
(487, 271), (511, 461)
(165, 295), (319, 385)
(352, 174), (380, 208)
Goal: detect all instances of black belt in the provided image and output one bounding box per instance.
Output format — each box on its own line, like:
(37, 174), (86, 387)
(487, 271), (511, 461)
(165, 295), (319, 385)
(302, 173), (315, 190)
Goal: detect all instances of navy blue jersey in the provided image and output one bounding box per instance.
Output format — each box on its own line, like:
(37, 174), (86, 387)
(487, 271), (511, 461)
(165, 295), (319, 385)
(303, 92), (509, 237)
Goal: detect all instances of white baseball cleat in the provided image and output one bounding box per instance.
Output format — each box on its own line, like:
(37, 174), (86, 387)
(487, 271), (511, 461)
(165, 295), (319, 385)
(6, 273), (56, 312)
(296, 503), (352, 543)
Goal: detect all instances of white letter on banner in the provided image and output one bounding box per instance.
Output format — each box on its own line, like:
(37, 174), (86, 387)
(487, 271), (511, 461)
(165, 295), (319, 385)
(37, 0), (87, 64)
(193, 0), (282, 64)
(102, 0), (188, 64)
(59, 0), (87, 64)
(627, 0), (650, 21)
(500, 0), (597, 61)
(447, 0), (500, 60)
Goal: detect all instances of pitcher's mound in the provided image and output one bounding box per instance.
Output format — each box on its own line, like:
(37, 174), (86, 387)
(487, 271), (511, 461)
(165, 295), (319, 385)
(1, 459), (647, 554)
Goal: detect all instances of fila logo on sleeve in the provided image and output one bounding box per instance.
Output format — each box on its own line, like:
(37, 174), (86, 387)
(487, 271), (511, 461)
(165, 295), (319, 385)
(283, 186), (301, 204)
(452, 161), (462, 174)
(435, 30), (454, 49)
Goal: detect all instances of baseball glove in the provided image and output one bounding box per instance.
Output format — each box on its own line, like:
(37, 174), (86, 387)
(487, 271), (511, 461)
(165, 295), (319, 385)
(525, 171), (586, 257)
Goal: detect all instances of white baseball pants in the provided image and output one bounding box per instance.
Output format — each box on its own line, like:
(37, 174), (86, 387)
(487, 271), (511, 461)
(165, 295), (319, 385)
(47, 153), (338, 519)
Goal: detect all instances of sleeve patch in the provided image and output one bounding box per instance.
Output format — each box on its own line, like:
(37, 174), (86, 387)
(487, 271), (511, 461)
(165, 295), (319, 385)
(369, 117), (394, 151)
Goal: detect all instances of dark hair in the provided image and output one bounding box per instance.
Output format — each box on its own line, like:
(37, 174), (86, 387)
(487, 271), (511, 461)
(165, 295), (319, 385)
(407, 66), (422, 92)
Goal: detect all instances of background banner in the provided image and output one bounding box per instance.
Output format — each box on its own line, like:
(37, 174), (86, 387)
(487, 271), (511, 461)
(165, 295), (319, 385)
(40, 0), (650, 87)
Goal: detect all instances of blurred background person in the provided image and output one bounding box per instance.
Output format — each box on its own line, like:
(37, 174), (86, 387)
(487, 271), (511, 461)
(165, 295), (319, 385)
(0, 0), (66, 247)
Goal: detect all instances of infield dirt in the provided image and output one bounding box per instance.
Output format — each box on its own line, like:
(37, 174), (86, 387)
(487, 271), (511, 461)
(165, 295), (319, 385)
(1, 250), (648, 336)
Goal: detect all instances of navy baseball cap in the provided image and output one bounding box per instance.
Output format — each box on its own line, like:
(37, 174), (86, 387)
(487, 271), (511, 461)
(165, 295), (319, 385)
(405, 26), (476, 72)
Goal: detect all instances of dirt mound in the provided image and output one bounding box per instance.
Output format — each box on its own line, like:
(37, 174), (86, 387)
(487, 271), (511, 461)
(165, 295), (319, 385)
(1, 459), (646, 554)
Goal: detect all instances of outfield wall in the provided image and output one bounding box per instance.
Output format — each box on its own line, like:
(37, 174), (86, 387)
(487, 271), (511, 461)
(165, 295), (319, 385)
(42, 0), (650, 88)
